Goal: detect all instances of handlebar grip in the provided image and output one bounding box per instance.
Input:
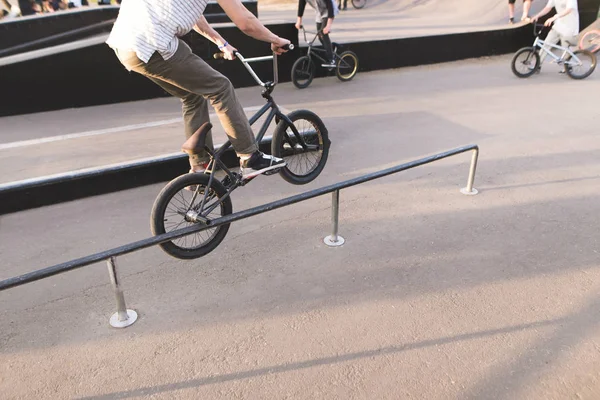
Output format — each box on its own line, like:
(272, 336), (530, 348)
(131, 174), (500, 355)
(281, 44), (294, 51)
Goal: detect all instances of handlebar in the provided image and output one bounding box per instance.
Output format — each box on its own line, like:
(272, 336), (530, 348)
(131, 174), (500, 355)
(299, 25), (327, 44)
(532, 21), (552, 36)
(213, 44), (294, 87)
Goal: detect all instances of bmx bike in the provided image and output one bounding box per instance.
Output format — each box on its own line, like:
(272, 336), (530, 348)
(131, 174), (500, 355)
(150, 47), (331, 259)
(291, 26), (359, 89)
(511, 23), (597, 79)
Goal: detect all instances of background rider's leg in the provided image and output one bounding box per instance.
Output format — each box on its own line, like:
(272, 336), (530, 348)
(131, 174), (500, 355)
(317, 18), (334, 62)
(508, 0), (516, 22)
(540, 28), (561, 65)
(522, 0), (532, 20)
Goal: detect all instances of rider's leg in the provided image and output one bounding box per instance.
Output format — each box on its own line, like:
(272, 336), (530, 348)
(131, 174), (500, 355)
(539, 28), (561, 65)
(145, 77), (213, 170)
(115, 40), (284, 178)
(522, 0), (531, 20)
(508, 0), (516, 23)
(316, 18), (334, 63)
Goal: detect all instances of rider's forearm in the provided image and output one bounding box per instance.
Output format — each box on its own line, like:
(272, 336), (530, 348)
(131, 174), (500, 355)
(326, 0), (334, 18)
(240, 15), (280, 43)
(297, 0), (307, 17)
(218, 0), (279, 43)
(193, 16), (228, 47)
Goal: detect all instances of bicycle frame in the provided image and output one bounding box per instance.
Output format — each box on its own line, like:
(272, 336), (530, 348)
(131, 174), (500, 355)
(195, 50), (317, 217)
(532, 25), (583, 66)
(300, 27), (337, 64)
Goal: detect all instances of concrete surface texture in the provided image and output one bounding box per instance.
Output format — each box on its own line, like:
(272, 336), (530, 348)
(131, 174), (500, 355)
(1, 55), (600, 398)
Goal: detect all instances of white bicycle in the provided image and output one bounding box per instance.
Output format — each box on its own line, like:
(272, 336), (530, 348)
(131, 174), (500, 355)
(511, 23), (597, 79)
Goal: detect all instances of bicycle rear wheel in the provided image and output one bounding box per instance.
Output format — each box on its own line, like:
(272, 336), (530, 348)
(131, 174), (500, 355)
(336, 50), (359, 82)
(352, 0), (366, 9)
(511, 47), (540, 78)
(565, 49), (597, 79)
(151, 173), (232, 259)
(579, 30), (600, 53)
(291, 56), (315, 89)
(272, 110), (330, 185)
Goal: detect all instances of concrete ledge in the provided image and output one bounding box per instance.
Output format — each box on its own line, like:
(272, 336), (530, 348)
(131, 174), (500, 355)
(0, 138), (272, 215)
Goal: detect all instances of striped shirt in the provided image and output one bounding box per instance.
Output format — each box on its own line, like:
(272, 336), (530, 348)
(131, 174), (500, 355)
(106, 0), (209, 63)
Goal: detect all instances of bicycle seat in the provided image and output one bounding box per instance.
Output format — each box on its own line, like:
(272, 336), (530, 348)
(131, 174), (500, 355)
(181, 122), (212, 155)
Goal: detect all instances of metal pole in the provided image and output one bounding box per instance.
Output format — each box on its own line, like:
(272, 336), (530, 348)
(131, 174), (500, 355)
(461, 148), (479, 196)
(107, 257), (138, 328)
(324, 190), (345, 247)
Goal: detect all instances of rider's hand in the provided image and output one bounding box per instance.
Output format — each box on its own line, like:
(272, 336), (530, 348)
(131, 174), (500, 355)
(222, 44), (237, 60)
(530, 16), (539, 23)
(271, 37), (291, 55)
(295, 17), (302, 30)
(544, 16), (556, 26)
(323, 18), (333, 35)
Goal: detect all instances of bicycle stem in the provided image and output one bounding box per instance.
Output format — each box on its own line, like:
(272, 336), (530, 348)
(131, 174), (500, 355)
(234, 45), (294, 87)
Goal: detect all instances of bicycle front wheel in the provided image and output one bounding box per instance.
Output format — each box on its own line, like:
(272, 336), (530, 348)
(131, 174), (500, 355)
(565, 49), (597, 79)
(291, 56), (315, 89)
(272, 110), (330, 185)
(151, 173), (232, 259)
(336, 50), (359, 82)
(579, 30), (600, 53)
(511, 47), (540, 78)
(352, 0), (366, 9)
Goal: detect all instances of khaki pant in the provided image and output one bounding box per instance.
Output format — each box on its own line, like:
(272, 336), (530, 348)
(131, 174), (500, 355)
(115, 39), (258, 165)
(540, 28), (577, 65)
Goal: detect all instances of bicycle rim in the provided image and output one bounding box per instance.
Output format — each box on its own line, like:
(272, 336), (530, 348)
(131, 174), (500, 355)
(512, 48), (539, 77)
(336, 51), (358, 81)
(352, 0), (366, 9)
(151, 174), (232, 259)
(566, 50), (596, 79)
(292, 56), (314, 88)
(273, 110), (329, 185)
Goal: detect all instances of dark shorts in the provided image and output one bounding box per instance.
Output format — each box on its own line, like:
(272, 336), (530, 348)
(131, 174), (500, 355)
(509, 0), (531, 3)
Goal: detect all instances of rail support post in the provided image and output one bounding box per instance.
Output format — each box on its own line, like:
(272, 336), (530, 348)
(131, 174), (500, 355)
(460, 148), (479, 196)
(107, 257), (138, 328)
(324, 189), (345, 247)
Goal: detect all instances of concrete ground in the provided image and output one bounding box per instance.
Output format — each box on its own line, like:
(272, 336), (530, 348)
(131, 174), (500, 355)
(1, 55), (600, 399)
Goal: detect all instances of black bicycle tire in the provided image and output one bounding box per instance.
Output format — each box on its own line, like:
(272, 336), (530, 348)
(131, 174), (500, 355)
(565, 49), (597, 80)
(511, 47), (540, 78)
(291, 56), (315, 89)
(336, 50), (359, 82)
(352, 0), (366, 9)
(151, 173), (232, 259)
(272, 110), (330, 185)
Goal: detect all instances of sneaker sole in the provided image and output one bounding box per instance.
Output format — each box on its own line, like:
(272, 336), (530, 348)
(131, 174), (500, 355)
(241, 163), (286, 180)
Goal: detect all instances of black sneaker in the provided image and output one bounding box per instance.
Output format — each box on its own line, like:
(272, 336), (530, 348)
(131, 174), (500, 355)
(240, 152), (286, 180)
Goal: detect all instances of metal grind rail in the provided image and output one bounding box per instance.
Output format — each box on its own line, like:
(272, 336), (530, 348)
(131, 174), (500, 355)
(0, 144), (480, 328)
